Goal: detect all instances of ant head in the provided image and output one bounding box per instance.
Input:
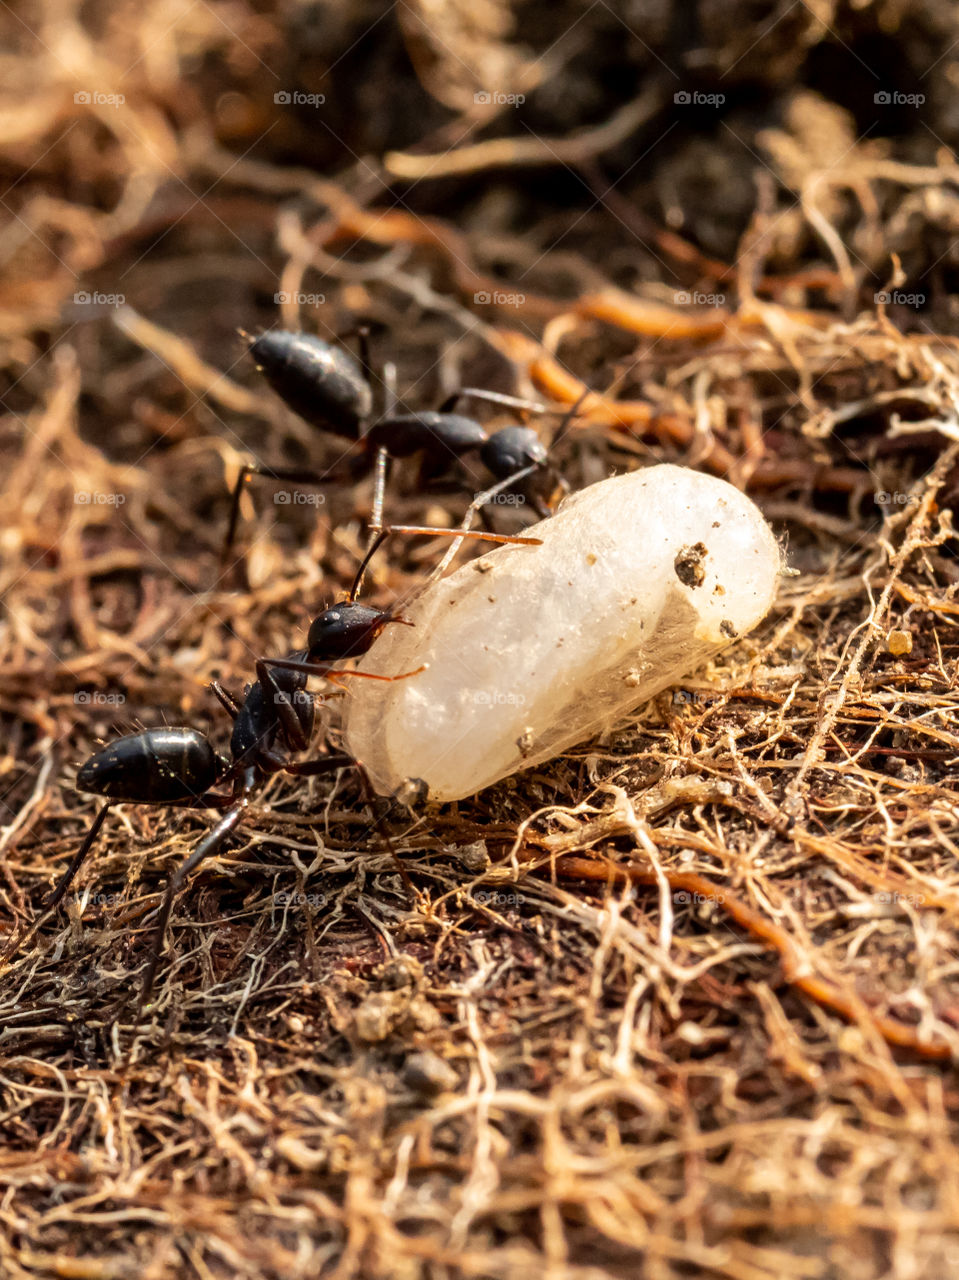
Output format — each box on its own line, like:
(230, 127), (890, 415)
(307, 603), (408, 662)
(480, 426), (548, 480)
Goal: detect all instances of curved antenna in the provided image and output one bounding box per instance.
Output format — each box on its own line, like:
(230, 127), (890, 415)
(349, 528), (391, 602)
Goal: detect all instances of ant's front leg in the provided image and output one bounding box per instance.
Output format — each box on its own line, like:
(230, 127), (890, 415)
(254, 658), (313, 753)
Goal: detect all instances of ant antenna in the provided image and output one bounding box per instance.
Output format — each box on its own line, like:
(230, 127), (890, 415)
(350, 528), (391, 602)
(546, 385), (592, 452)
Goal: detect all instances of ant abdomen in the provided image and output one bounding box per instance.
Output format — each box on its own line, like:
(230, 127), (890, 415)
(249, 331), (373, 439)
(77, 728), (225, 804)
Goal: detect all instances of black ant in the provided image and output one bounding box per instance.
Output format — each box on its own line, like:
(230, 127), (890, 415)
(42, 523), (538, 1014)
(262, 516), (543, 693)
(224, 328), (571, 562)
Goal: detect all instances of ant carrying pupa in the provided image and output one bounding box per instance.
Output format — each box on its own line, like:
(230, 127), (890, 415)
(41, 521), (541, 1013)
(38, 317), (782, 1015)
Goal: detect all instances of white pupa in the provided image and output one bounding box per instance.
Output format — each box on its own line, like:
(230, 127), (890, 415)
(343, 465), (780, 802)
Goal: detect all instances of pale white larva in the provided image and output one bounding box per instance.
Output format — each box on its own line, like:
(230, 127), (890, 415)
(343, 465), (781, 802)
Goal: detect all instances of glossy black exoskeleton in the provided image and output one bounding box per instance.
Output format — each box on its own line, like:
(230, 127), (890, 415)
(249, 331), (373, 440)
(365, 411), (488, 474)
(223, 649), (314, 774)
(47, 639), (415, 1014)
(479, 425), (559, 518)
(76, 728), (227, 804)
(306, 602), (402, 662)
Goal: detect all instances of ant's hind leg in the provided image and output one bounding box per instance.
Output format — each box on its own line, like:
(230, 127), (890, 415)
(43, 802), (112, 911)
(137, 803), (247, 1016)
(222, 463), (336, 570)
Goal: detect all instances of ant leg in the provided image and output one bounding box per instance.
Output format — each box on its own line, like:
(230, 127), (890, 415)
(210, 681), (241, 720)
(137, 801), (247, 1016)
(222, 464), (335, 569)
(282, 751), (418, 901)
(382, 523), (542, 548)
(283, 752), (354, 777)
(3, 807), (113, 971)
(428, 465), (541, 583)
(439, 389), (547, 416)
(350, 760), (418, 900)
(381, 359), (398, 417)
(547, 385), (591, 449)
(367, 361), (397, 539)
(253, 659), (312, 752)
(43, 803), (112, 910)
(45, 782), (241, 915)
(349, 324), (375, 391)
(347, 520), (540, 612)
(369, 447), (390, 537)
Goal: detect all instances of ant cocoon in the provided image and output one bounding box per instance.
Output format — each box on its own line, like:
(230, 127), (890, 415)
(343, 465), (781, 802)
